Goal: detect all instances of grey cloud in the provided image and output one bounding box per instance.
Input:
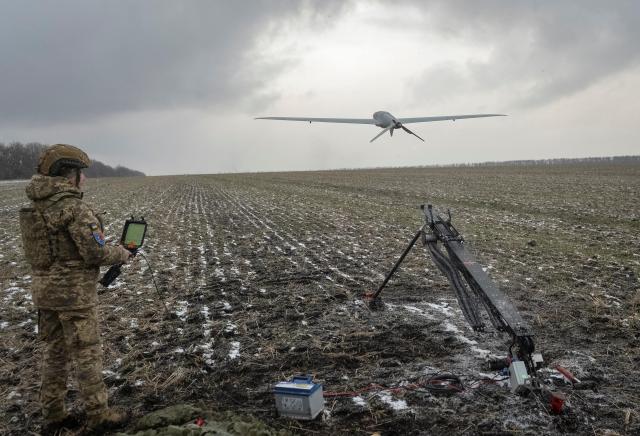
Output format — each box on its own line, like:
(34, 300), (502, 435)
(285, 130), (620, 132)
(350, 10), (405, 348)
(404, 1), (640, 108)
(0, 0), (350, 126)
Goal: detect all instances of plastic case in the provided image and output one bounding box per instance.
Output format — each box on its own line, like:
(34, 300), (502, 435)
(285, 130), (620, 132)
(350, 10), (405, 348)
(274, 376), (324, 420)
(509, 360), (531, 393)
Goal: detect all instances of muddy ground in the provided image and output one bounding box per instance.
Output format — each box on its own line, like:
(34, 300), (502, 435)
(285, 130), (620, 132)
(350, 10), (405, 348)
(1, 163), (639, 435)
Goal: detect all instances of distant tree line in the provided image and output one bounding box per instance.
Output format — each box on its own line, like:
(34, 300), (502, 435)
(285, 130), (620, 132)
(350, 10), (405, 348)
(447, 155), (640, 167)
(340, 155), (640, 172)
(0, 142), (145, 180)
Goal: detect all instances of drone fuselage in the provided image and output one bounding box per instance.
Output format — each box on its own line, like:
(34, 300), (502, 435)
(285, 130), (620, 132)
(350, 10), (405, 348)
(373, 111), (400, 128)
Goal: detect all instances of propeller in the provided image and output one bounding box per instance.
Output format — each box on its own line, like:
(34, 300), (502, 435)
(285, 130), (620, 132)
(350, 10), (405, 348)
(400, 124), (424, 141)
(370, 122), (425, 142)
(370, 126), (393, 143)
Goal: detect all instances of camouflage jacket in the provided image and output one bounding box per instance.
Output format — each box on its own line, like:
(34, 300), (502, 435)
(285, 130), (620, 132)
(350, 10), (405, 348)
(25, 175), (128, 310)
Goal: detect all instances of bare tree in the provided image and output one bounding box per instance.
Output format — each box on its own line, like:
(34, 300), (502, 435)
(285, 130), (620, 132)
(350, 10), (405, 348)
(0, 142), (144, 180)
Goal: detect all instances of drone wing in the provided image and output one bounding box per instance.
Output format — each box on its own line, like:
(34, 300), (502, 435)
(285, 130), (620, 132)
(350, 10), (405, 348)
(255, 116), (375, 124)
(398, 114), (506, 124)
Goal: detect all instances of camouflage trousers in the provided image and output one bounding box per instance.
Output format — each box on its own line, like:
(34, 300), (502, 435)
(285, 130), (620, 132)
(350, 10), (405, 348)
(38, 307), (108, 422)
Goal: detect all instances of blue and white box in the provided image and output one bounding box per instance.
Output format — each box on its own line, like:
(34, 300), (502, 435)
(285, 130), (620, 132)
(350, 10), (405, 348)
(274, 375), (324, 420)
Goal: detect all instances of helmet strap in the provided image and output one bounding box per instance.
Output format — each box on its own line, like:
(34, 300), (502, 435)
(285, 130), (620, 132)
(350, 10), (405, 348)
(75, 168), (81, 188)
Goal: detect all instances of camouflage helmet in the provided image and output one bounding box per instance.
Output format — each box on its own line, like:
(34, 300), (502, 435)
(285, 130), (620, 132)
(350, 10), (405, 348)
(38, 144), (91, 176)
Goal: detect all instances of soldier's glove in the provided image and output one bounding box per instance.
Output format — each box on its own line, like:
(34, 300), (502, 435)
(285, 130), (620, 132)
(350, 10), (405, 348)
(118, 246), (132, 263)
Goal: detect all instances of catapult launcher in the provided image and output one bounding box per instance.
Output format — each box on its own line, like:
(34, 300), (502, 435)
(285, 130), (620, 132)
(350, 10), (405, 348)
(369, 204), (541, 389)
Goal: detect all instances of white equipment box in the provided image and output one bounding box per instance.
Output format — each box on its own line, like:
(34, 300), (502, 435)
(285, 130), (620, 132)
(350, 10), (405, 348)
(274, 376), (324, 420)
(509, 360), (531, 393)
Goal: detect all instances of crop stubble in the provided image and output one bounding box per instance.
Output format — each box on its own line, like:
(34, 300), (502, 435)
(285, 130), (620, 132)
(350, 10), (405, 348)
(0, 163), (639, 435)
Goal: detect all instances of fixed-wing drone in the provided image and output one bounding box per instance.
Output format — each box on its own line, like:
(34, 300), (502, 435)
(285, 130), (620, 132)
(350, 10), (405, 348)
(255, 110), (506, 142)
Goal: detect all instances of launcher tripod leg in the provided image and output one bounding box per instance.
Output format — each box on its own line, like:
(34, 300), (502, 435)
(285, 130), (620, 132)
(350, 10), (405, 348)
(371, 229), (424, 301)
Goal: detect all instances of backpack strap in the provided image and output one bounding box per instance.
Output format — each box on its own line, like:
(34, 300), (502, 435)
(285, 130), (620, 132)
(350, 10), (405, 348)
(46, 191), (81, 205)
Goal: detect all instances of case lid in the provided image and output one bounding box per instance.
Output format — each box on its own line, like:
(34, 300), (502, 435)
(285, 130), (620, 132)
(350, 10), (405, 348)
(274, 376), (322, 395)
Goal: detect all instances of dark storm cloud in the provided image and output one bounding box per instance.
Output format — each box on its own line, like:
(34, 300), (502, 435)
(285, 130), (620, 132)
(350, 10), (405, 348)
(406, 1), (640, 108)
(0, 0), (349, 126)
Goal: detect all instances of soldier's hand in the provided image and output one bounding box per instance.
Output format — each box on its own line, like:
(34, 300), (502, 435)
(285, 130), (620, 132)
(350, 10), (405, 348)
(118, 246), (132, 263)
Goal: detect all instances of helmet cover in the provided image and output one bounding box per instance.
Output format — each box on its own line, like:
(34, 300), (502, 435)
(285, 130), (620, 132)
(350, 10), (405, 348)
(38, 144), (91, 176)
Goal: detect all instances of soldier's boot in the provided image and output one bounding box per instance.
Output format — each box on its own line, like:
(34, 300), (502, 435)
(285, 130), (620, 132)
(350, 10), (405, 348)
(86, 408), (129, 433)
(42, 412), (83, 436)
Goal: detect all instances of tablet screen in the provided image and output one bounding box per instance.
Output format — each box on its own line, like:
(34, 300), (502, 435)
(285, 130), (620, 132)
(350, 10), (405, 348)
(123, 222), (146, 249)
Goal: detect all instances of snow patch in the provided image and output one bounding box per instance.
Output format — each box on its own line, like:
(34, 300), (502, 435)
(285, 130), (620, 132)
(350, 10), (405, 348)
(102, 370), (121, 380)
(229, 341), (240, 359)
(378, 392), (408, 411)
(352, 396), (366, 407)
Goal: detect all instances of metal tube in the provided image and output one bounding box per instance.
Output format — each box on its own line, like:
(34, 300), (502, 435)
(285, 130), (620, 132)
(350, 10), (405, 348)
(372, 229), (423, 300)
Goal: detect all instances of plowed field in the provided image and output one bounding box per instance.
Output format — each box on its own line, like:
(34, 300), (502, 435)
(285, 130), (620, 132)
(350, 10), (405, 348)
(1, 164), (639, 435)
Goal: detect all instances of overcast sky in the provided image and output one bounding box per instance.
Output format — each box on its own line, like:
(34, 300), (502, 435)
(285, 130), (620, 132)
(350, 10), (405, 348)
(1, 1), (638, 175)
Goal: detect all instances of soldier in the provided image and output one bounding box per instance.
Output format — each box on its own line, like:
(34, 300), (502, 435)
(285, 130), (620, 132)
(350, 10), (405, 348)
(20, 144), (132, 434)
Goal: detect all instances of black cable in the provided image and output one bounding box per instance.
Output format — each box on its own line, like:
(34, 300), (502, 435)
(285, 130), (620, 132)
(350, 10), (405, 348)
(427, 241), (484, 329)
(444, 246), (486, 328)
(428, 242), (474, 324)
(422, 373), (464, 393)
(138, 250), (171, 318)
(454, 259), (505, 331)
